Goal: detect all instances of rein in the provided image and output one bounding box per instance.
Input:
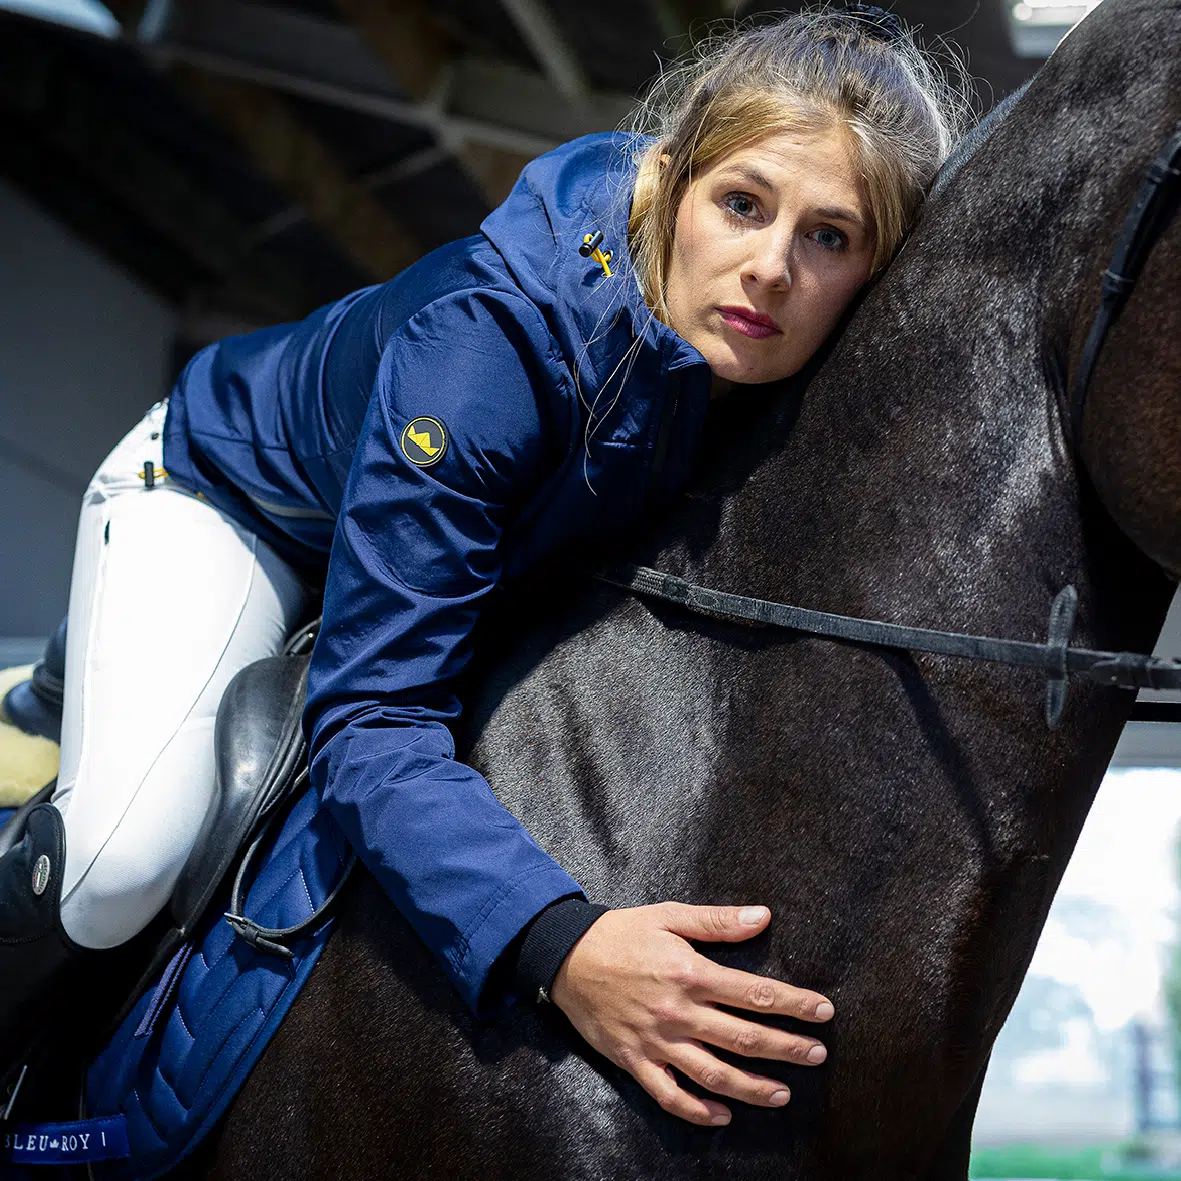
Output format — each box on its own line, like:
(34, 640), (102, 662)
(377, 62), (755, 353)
(596, 566), (1181, 729)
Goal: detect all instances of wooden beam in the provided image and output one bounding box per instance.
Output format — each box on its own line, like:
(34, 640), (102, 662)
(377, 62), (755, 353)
(102, 0), (423, 283)
(175, 66), (421, 281)
(138, 0), (633, 154)
(252, 144), (451, 243)
(496, 0), (590, 104)
(333, 0), (531, 206)
(332, 0), (451, 101)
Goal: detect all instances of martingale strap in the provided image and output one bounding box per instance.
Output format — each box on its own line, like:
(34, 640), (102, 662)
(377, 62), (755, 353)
(596, 565), (1181, 729)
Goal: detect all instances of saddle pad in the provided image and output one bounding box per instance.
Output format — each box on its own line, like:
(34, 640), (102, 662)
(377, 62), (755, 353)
(84, 787), (351, 1181)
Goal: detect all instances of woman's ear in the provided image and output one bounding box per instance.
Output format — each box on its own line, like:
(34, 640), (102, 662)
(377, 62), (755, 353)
(659, 152), (671, 170)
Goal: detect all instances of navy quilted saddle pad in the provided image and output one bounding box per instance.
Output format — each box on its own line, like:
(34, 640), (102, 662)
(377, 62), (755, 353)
(84, 787), (350, 1179)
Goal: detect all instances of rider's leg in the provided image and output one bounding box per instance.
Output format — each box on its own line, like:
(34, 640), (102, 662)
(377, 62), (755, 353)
(54, 400), (309, 946)
(0, 400), (307, 1057)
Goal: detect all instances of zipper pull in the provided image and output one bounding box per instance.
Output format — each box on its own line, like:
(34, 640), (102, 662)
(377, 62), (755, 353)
(579, 230), (613, 277)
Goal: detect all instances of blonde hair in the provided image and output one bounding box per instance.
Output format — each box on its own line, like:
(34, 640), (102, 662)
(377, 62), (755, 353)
(626, 6), (975, 323)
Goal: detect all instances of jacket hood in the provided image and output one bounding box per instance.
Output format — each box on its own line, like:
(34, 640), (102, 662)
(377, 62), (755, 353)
(480, 133), (710, 462)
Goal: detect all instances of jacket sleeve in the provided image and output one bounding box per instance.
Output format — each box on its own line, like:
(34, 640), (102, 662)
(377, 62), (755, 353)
(303, 289), (585, 1014)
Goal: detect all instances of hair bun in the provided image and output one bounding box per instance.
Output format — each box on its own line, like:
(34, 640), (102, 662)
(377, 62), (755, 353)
(840, 4), (906, 43)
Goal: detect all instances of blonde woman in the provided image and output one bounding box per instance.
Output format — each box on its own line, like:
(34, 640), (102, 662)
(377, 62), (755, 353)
(0, 4), (971, 1127)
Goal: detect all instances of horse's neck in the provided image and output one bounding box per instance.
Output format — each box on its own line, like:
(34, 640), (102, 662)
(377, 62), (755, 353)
(628, 71), (1176, 912)
(662, 76), (1172, 670)
(664, 290), (1103, 655)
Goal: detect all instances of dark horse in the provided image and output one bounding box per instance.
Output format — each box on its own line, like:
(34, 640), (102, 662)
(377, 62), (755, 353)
(177, 1), (1181, 1176)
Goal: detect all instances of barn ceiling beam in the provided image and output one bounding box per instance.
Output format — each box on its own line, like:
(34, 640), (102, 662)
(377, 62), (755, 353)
(146, 43), (555, 158)
(252, 144), (452, 244)
(449, 59), (630, 143)
(329, 0), (450, 104)
(136, 0), (632, 165)
(175, 66), (421, 281)
(495, 0), (590, 105)
(126, 1), (422, 282)
(0, 30), (312, 317)
(330, 0), (530, 205)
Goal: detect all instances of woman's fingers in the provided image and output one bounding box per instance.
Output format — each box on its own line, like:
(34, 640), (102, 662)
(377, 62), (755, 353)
(631, 1060), (733, 1127)
(655, 901), (834, 1022)
(671, 1041), (793, 1108)
(695, 958), (835, 1023)
(657, 900), (774, 943)
(695, 1010), (828, 1065)
(550, 904), (834, 1128)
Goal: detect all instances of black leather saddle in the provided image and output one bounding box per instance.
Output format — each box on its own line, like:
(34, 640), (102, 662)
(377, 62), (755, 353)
(0, 616), (335, 1024)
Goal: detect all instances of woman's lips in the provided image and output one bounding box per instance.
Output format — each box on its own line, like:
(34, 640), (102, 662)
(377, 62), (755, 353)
(717, 306), (782, 340)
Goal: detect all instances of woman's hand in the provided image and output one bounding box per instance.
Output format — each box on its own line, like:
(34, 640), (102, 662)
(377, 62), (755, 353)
(549, 902), (834, 1127)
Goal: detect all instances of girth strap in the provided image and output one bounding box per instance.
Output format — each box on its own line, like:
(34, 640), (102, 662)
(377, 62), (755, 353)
(596, 564), (1181, 728)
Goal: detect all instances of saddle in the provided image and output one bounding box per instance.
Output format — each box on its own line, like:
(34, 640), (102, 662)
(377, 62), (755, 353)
(1, 618), (354, 1174)
(112, 617), (355, 1029)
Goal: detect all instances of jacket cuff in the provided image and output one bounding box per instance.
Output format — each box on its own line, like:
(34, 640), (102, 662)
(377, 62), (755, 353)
(454, 862), (585, 1015)
(514, 897), (609, 1005)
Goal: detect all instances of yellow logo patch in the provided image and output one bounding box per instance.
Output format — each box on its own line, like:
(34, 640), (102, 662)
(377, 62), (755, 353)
(400, 417), (447, 467)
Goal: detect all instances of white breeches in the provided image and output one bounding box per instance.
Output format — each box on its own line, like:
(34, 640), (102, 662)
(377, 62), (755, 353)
(51, 401), (308, 949)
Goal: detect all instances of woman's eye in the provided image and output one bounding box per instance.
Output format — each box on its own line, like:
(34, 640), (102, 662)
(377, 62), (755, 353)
(813, 227), (848, 252)
(722, 193), (759, 220)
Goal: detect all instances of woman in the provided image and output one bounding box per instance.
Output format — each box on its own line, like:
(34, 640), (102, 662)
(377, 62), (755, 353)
(0, 5), (970, 1128)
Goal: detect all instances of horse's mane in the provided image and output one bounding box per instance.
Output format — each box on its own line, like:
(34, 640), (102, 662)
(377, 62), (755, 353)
(929, 81), (1031, 202)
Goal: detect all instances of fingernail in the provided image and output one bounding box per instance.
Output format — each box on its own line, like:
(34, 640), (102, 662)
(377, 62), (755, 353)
(815, 1001), (835, 1020)
(711, 1112), (731, 1126)
(770, 1090), (790, 1106)
(807, 1045), (827, 1064)
(738, 906), (768, 925)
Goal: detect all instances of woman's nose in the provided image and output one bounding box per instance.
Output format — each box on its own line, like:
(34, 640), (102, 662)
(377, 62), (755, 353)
(742, 230), (793, 289)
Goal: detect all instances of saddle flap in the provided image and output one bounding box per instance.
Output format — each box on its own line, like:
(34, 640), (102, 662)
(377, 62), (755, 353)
(169, 654), (309, 933)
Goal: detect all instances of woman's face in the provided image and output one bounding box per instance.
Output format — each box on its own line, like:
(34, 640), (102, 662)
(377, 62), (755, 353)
(664, 126), (875, 387)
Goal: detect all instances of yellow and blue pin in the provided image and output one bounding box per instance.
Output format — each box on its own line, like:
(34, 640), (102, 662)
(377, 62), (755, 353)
(579, 230), (612, 277)
(400, 416), (448, 467)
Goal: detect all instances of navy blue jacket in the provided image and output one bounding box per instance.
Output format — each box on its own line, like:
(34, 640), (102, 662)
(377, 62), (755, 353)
(162, 132), (713, 1012)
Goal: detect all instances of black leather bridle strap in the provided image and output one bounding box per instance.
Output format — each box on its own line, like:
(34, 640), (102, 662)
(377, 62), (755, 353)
(1071, 118), (1181, 439)
(596, 564), (1181, 728)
